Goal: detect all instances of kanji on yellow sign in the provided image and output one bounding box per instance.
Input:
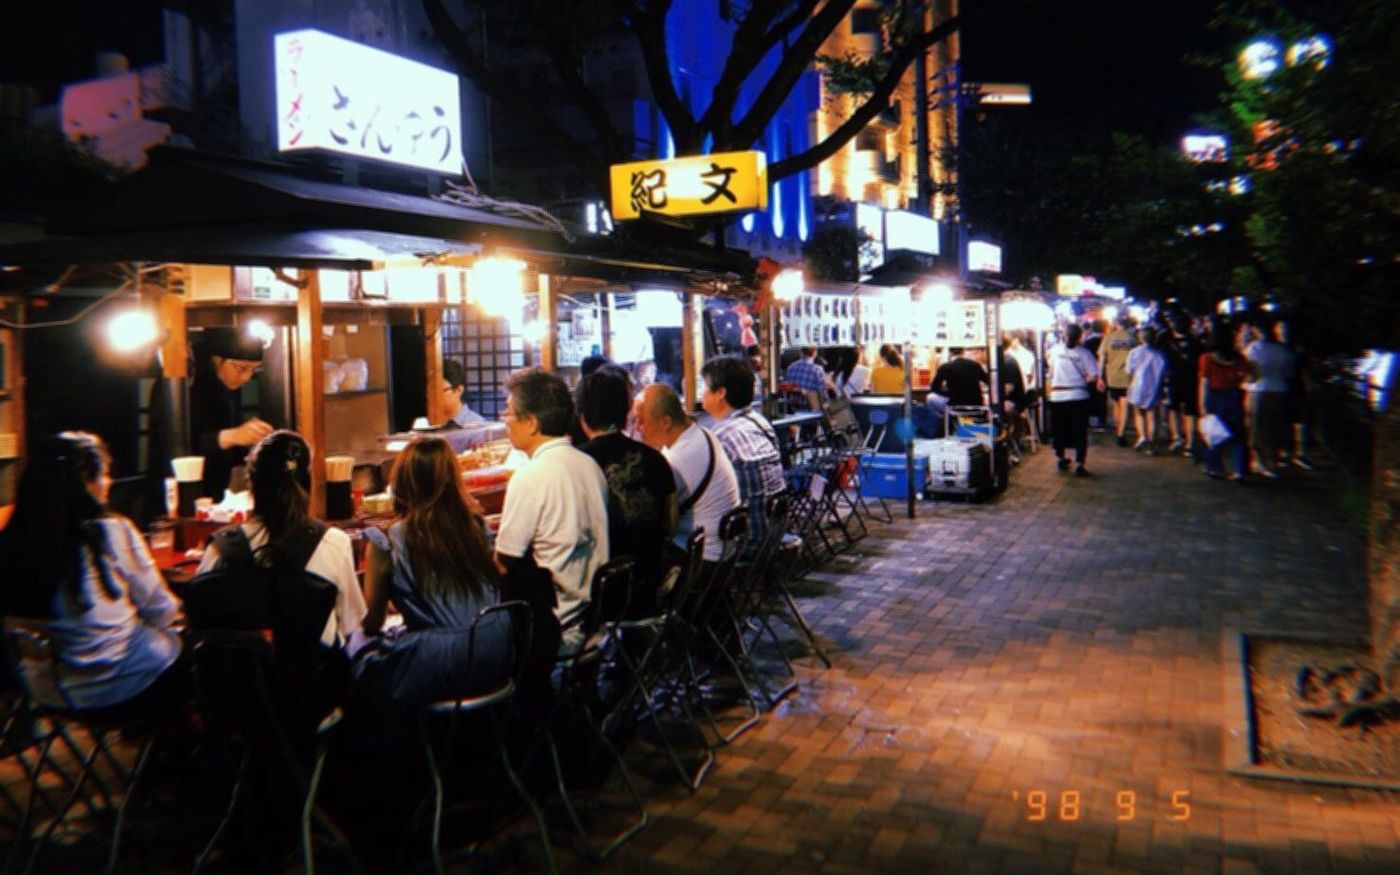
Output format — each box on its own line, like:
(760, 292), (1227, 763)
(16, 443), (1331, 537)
(609, 150), (767, 221)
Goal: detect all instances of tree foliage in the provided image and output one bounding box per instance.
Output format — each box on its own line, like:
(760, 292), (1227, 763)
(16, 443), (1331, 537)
(420, 0), (984, 197)
(1209, 0), (1399, 351)
(957, 115), (1243, 312)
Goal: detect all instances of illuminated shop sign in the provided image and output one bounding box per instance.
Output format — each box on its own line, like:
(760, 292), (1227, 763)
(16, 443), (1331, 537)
(967, 240), (1002, 273)
(274, 29), (463, 174)
(609, 150), (767, 221)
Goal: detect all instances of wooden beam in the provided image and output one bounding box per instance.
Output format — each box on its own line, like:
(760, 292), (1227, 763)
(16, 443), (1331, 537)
(154, 281), (187, 380)
(601, 293), (614, 360)
(538, 274), (557, 373)
(423, 307), (444, 424)
(294, 270), (326, 518)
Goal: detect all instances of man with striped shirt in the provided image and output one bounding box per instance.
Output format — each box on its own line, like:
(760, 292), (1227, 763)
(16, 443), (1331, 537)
(702, 355), (786, 554)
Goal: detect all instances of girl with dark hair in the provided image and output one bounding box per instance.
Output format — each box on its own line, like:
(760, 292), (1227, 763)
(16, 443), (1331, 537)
(1047, 324), (1099, 476)
(352, 437), (512, 710)
(194, 430), (365, 647)
(2, 432), (185, 710)
(1198, 326), (1254, 482)
(869, 343), (906, 394)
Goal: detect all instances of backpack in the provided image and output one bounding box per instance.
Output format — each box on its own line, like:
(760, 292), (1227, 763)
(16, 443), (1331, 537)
(185, 521), (347, 749)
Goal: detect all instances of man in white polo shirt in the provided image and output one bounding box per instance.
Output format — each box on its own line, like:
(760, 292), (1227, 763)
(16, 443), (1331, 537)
(495, 369), (609, 656)
(633, 383), (740, 564)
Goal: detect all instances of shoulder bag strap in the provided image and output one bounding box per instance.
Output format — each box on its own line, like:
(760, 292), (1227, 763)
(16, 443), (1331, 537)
(678, 429), (717, 515)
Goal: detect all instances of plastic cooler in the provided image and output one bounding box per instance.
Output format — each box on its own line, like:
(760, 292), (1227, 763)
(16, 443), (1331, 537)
(860, 453), (930, 498)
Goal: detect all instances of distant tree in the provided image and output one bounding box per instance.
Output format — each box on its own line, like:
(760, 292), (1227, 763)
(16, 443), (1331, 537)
(802, 222), (875, 282)
(957, 115), (1244, 310)
(1210, 0), (1399, 351)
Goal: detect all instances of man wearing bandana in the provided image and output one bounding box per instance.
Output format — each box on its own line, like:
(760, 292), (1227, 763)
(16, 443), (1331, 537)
(190, 327), (273, 500)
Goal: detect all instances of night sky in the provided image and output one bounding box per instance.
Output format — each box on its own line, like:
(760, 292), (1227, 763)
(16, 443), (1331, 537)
(962, 0), (1226, 143)
(1, 1), (1227, 147)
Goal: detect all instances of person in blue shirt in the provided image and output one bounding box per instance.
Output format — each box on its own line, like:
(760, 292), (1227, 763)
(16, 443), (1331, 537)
(783, 347), (830, 408)
(440, 358), (486, 427)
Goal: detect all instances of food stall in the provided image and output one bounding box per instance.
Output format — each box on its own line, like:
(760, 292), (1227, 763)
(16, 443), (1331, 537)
(0, 148), (753, 542)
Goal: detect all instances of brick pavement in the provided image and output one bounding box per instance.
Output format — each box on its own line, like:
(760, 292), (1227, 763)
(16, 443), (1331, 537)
(582, 436), (1399, 875)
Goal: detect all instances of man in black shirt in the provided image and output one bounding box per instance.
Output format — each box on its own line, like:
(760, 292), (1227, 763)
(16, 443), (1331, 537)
(930, 347), (989, 407)
(190, 327), (273, 499)
(575, 369), (678, 617)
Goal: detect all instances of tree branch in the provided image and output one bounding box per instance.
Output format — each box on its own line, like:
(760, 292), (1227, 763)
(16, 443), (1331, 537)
(768, 13), (961, 181)
(620, 0), (701, 154)
(727, 0), (859, 150)
(697, 0), (826, 142)
(420, 0), (610, 186)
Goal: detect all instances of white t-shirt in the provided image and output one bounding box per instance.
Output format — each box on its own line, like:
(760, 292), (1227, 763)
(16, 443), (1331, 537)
(1048, 346), (1099, 403)
(495, 437), (610, 627)
(195, 520), (366, 648)
(663, 422), (741, 562)
(838, 363), (872, 397)
(1010, 345), (1036, 389)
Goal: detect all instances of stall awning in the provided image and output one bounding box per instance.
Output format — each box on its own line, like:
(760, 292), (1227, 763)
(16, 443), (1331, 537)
(0, 146), (758, 295)
(0, 225), (480, 272)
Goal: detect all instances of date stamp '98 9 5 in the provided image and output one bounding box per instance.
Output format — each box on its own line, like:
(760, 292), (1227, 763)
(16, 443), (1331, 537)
(1012, 789), (1192, 823)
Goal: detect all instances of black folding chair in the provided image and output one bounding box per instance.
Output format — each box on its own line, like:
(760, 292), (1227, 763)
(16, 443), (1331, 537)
(182, 567), (356, 875)
(542, 558), (648, 862)
(600, 530), (716, 792)
(4, 627), (176, 875)
(409, 601), (556, 875)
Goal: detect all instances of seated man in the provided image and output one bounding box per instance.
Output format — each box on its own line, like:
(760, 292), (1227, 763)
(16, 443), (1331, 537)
(575, 369), (677, 616)
(494, 369), (609, 656)
(930, 347), (989, 407)
(782, 346), (830, 409)
(633, 383), (741, 566)
(440, 359), (486, 427)
(700, 355), (785, 554)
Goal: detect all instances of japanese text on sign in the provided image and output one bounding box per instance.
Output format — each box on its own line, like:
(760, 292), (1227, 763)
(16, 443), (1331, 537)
(274, 29), (462, 174)
(610, 151), (767, 221)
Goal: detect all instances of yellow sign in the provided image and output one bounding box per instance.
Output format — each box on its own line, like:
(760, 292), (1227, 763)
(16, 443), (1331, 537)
(1056, 274), (1085, 296)
(609, 150), (767, 221)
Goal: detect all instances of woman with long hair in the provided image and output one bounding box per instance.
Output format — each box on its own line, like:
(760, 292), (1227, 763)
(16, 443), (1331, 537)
(353, 436), (511, 710)
(869, 343), (906, 394)
(2, 432), (185, 711)
(1198, 325), (1254, 482)
(1047, 324), (1099, 476)
(194, 430), (365, 647)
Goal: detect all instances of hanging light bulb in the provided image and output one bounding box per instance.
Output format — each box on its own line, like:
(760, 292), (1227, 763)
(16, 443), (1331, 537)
(245, 319), (275, 349)
(106, 310), (159, 352)
(770, 268), (804, 303)
(469, 257), (527, 318)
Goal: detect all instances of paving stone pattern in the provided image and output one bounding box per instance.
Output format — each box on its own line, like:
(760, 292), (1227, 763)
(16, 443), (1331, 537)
(590, 441), (1400, 875)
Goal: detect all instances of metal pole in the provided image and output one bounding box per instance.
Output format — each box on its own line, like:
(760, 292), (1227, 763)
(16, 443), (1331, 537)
(903, 337), (915, 519)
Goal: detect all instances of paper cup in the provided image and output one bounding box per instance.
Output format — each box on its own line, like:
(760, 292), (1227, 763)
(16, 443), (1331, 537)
(326, 455), (356, 483)
(171, 455), (205, 483)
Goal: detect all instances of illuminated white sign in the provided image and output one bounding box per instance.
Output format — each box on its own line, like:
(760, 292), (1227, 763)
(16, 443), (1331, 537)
(967, 240), (1002, 273)
(884, 209), (940, 255)
(1182, 134), (1228, 163)
(855, 203), (886, 274)
(275, 29), (462, 174)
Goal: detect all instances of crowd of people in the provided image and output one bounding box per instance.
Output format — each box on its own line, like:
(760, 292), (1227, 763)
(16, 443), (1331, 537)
(0, 352), (794, 750)
(1044, 307), (1315, 482)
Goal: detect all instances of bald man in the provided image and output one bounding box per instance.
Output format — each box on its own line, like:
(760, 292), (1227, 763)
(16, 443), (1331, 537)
(632, 384), (740, 563)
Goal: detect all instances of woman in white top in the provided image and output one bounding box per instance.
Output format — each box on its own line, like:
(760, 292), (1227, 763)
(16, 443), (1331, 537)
(1047, 324), (1100, 476)
(835, 346), (872, 397)
(2, 432), (186, 712)
(195, 430), (365, 650)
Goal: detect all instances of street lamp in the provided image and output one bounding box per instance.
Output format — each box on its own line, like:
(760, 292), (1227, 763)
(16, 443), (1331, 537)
(1240, 34), (1330, 79)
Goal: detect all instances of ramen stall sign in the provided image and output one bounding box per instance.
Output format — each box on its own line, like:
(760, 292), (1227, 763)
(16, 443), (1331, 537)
(274, 29), (463, 174)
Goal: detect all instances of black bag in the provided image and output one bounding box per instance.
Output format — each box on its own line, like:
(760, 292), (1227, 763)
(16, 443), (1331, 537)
(184, 522), (349, 746)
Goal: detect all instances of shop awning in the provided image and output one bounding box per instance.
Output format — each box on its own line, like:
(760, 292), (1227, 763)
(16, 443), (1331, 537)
(0, 225), (480, 272)
(0, 146), (758, 294)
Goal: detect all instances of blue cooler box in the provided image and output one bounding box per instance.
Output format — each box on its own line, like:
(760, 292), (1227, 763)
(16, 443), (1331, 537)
(860, 453), (930, 498)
